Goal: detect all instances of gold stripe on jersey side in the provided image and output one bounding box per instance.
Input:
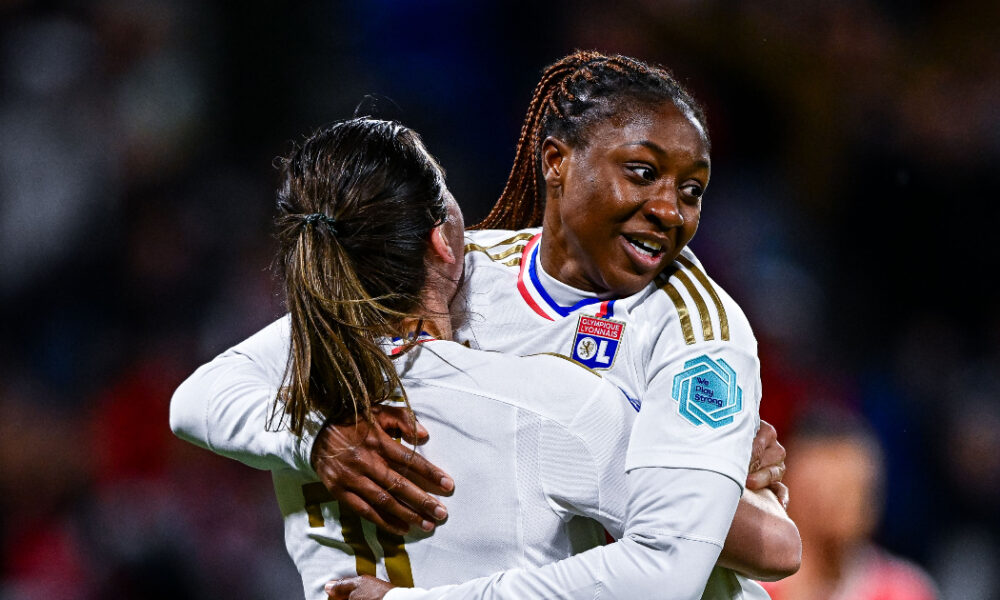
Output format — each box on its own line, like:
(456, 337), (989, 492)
(672, 269), (714, 341)
(662, 282), (696, 345)
(339, 507), (378, 576)
(676, 256), (730, 341)
(376, 529), (415, 587)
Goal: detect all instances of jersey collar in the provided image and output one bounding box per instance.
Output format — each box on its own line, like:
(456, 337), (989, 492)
(516, 234), (617, 321)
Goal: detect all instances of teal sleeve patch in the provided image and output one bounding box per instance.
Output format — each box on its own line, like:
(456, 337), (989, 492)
(671, 355), (743, 428)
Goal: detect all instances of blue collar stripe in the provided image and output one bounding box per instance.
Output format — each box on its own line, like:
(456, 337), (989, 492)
(527, 244), (604, 317)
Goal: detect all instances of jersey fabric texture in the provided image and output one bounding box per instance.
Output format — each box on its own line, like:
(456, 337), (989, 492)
(173, 317), (636, 600)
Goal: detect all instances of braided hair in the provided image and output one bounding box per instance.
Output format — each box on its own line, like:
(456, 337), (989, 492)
(473, 51), (708, 230)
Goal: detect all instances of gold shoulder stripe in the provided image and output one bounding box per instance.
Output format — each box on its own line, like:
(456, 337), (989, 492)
(676, 256), (729, 341)
(661, 282), (697, 345)
(672, 270), (714, 341)
(527, 352), (604, 378)
(465, 242), (527, 264)
(501, 257), (521, 267)
(489, 232), (535, 247)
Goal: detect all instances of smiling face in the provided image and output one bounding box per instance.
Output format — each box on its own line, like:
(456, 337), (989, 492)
(538, 100), (711, 298)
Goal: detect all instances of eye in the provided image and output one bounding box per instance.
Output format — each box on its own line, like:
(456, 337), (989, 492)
(680, 182), (705, 200)
(626, 164), (657, 182)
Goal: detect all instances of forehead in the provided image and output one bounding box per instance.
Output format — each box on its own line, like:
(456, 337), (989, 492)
(585, 101), (710, 163)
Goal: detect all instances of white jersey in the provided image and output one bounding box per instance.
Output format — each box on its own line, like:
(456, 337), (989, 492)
(171, 228), (770, 599)
(172, 317), (636, 600)
(457, 229), (761, 490)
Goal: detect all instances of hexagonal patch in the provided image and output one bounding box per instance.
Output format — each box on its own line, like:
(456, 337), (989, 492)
(671, 355), (743, 428)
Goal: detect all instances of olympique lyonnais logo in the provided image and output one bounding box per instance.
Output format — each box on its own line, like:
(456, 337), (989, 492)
(671, 354), (743, 429)
(570, 316), (625, 370)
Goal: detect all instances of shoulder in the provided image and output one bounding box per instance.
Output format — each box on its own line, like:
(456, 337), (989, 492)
(463, 227), (540, 268)
(631, 246), (755, 351)
(406, 341), (631, 426)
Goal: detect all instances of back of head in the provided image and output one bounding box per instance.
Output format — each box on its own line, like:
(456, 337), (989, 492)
(274, 118), (448, 435)
(475, 50), (709, 230)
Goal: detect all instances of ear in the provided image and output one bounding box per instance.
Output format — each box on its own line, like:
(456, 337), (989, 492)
(429, 223), (457, 264)
(541, 136), (571, 189)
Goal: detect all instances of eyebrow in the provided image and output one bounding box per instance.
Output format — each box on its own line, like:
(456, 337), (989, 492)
(623, 141), (710, 169)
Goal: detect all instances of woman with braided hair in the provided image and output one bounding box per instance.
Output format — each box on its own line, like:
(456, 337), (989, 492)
(325, 50), (799, 598)
(173, 51), (799, 599)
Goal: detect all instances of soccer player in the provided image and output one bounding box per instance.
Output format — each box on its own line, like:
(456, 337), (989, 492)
(174, 51), (800, 598)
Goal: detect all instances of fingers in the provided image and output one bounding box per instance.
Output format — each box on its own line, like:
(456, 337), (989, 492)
(326, 577), (360, 600)
(336, 489), (415, 536)
(377, 431), (454, 495)
(749, 420), (778, 472)
(746, 462), (786, 491)
(373, 405), (430, 446)
(770, 481), (790, 510)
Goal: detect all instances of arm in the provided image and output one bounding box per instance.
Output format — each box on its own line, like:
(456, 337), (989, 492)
(330, 468), (741, 600)
(719, 487), (801, 581)
(721, 420), (801, 579)
(169, 317), (453, 535)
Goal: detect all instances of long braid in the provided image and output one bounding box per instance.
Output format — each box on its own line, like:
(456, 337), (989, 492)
(473, 51), (708, 231)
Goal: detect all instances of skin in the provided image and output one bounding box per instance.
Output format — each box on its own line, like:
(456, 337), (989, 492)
(540, 101), (710, 298)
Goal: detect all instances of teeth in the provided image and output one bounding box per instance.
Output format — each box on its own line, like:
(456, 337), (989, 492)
(626, 236), (663, 256)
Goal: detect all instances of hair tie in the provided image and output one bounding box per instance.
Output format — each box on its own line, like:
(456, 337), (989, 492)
(301, 213), (338, 234)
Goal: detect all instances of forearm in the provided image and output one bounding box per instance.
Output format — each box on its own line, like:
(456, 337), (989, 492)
(169, 318), (317, 474)
(717, 487), (801, 581)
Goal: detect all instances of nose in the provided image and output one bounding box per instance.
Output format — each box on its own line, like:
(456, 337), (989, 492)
(642, 190), (684, 229)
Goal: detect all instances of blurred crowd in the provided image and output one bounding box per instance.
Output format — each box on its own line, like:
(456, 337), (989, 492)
(0, 1), (997, 599)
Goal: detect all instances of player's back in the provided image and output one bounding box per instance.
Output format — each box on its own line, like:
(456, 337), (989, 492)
(272, 340), (635, 600)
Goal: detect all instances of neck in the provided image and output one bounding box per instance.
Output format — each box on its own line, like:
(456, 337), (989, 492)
(401, 284), (452, 340)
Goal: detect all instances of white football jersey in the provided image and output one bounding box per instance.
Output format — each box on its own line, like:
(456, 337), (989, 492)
(456, 229), (761, 487)
(452, 229), (767, 599)
(174, 317), (636, 600)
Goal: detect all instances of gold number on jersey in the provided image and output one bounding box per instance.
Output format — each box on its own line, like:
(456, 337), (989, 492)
(301, 482), (414, 586)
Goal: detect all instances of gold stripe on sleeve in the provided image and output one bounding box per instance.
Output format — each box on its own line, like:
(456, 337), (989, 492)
(673, 270), (714, 341)
(676, 256), (730, 341)
(488, 232), (535, 247)
(662, 282), (696, 345)
(376, 529), (415, 587)
(488, 244), (525, 261)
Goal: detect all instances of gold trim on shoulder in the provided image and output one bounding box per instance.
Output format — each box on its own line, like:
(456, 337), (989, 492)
(527, 352), (604, 378)
(661, 282), (697, 345)
(676, 256), (729, 341)
(465, 242), (527, 265)
(673, 270), (714, 341)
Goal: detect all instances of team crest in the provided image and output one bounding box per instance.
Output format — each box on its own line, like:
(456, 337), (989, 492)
(570, 316), (625, 370)
(672, 354), (743, 428)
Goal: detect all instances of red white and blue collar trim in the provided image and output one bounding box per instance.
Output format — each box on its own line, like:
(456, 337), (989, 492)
(516, 234), (617, 321)
(387, 331), (437, 356)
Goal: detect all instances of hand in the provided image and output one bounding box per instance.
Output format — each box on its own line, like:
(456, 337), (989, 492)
(326, 575), (396, 600)
(311, 405), (455, 536)
(746, 420), (789, 508)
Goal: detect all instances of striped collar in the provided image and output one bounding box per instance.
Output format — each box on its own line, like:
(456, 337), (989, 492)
(516, 234), (617, 321)
(386, 331), (437, 356)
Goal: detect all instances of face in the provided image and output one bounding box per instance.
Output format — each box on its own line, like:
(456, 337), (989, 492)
(539, 101), (710, 298)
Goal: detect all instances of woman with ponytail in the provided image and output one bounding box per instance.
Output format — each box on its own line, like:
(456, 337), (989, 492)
(175, 50), (800, 600)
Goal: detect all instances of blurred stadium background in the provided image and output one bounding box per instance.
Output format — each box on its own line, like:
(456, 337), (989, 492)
(1, 1), (998, 598)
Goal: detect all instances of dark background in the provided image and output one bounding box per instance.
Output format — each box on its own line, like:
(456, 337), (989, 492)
(1, 1), (998, 598)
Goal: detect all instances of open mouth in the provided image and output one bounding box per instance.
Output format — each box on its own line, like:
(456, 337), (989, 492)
(623, 234), (666, 259)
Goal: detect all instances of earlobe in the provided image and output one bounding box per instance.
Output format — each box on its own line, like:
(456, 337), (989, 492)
(541, 137), (570, 187)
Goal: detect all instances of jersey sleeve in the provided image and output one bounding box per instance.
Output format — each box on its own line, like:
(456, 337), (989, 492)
(383, 467), (742, 600)
(169, 315), (319, 474)
(625, 265), (761, 488)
